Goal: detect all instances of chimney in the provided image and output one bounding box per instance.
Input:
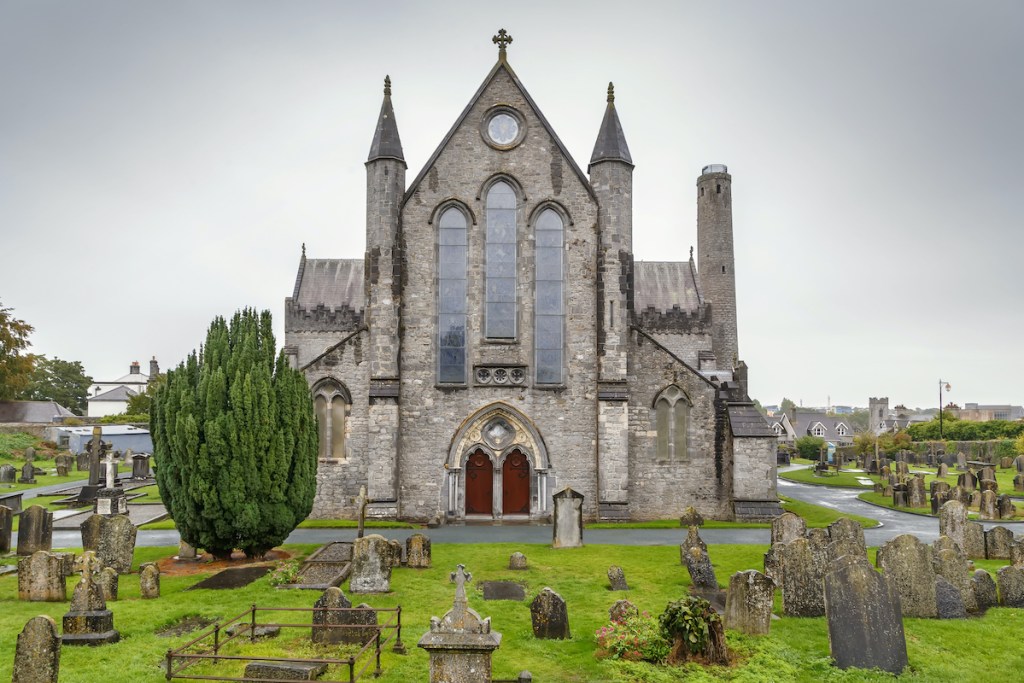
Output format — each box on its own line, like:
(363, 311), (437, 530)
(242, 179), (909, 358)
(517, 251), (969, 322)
(149, 356), (160, 378)
(130, 361), (141, 375)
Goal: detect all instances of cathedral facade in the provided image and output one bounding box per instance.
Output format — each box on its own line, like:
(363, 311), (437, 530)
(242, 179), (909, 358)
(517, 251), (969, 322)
(284, 33), (779, 524)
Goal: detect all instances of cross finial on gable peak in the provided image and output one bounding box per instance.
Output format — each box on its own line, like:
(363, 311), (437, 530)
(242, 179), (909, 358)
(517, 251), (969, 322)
(492, 29), (513, 58)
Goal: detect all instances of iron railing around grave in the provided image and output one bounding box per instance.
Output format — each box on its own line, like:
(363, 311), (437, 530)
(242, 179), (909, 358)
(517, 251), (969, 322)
(165, 603), (404, 683)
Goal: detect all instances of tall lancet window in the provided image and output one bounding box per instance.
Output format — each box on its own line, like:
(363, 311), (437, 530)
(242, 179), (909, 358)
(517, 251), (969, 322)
(485, 181), (517, 339)
(655, 385), (690, 461)
(438, 207), (468, 383)
(313, 380), (349, 460)
(534, 208), (564, 384)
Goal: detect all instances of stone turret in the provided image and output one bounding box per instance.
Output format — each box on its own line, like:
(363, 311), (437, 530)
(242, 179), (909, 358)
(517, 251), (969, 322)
(588, 83), (633, 521)
(365, 76), (406, 508)
(697, 165), (738, 371)
(869, 397), (889, 435)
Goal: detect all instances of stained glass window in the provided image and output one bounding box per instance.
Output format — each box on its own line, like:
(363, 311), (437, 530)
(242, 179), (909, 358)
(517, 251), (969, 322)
(534, 208), (563, 384)
(438, 207), (467, 383)
(486, 182), (517, 339)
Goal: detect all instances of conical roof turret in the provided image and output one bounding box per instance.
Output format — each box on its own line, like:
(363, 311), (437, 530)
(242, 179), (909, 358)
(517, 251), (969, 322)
(367, 75), (405, 163)
(588, 82), (632, 170)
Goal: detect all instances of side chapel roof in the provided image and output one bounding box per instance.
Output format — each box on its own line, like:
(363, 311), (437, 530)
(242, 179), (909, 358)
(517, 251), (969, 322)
(633, 261), (702, 314)
(292, 258), (365, 312)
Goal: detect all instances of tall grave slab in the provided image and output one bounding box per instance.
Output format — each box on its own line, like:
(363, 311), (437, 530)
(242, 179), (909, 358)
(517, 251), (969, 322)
(770, 512), (806, 545)
(723, 570), (774, 635)
(782, 538), (825, 617)
(530, 587), (570, 639)
(17, 505), (53, 556)
(938, 500), (967, 552)
(0, 504), (12, 553)
(17, 551), (66, 602)
(406, 533), (432, 569)
(12, 615), (60, 683)
(80, 514), (137, 574)
(551, 487), (583, 548)
(350, 534), (392, 593)
(875, 534), (937, 618)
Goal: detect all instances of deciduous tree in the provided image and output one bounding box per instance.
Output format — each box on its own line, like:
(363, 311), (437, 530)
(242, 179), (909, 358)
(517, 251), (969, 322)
(18, 356), (92, 414)
(0, 302), (35, 400)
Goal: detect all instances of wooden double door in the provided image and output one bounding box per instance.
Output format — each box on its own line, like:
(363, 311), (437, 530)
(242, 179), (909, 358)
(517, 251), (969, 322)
(465, 449), (530, 516)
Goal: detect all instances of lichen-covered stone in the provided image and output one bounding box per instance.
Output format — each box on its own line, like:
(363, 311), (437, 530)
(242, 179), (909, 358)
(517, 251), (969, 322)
(16, 505), (52, 556)
(311, 587), (354, 644)
(935, 576), (966, 619)
(139, 562), (160, 599)
(607, 565), (628, 591)
(985, 526), (1015, 560)
(97, 567), (119, 602)
(723, 570), (773, 635)
(79, 514), (137, 574)
(932, 546), (977, 612)
(938, 500), (967, 551)
(771, 512), (806, 545)
(530, 587), (569, 639)
(997, 565), (1024, 608)
(608, 599), (638, 623)
(684, 545), (718, 592)
(406, 534), (431, 569)
(782, 538), (825, 617)
(13, 615), (60, 683)
(350, 534), (392, 593)
(876, 534), (937, 618)
(17, 551), (66, 602)
(508, 552), (528, 570)
(972, 569), (998, 612)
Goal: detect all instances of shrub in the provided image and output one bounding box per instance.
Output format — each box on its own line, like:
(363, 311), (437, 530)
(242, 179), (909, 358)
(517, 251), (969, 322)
(794, 436), (825, 460)
(595, 612), (669, 663)
(99, 413), (150, 424)
(268, 560), (302, 587)
(1016, 433), (1024, 457)
(659, 596), (728, 665)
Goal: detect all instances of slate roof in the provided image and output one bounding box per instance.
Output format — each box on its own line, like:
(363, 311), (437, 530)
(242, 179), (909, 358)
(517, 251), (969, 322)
(589, 83), (632, 169)
(367, 76), (405, 163)
(634, 261), (702, 313)
(728, 404), (776, 437)
(292, 258), (365, 312)
(0, 400), (75, 423)
(791, 410), (854, 442)
(89, 386), (138, 402)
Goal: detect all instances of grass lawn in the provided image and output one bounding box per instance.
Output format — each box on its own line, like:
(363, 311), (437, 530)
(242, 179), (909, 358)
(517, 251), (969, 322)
(139, 517), (419, 530)
(778, 466), (874, 489)
(2, 542), (1022, 682)
(590, 497), (879, 530)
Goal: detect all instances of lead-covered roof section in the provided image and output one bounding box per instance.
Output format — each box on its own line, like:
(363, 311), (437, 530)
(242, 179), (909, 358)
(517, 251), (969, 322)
(634, 261), (702, 313)
(589, 82), (632, 170)
(293, 259), (365, 312)
(367, 76), (405, 164)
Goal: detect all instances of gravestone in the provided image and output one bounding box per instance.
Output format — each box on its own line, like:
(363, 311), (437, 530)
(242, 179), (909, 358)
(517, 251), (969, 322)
(24, 446), (35, 462)
(80, 514), (137, 574)
(480, 581), (526, 601)
(876, 534), (937, 618)
(1000, 456), (1013, 469)
(609, 599), (638, 623)
(998, 495), (1016, 519)
(18, 461), (36, 484)
(75, 452), (89, 472)
(979, 490), (997, 519)
(243, 661), (326, 680)
(937, 462), (949, 478)
(354, 485), (368, 539)
(13, 615), (60, 683)
(985, 526), (1015, 560)
(551, 487), (583, 548)
(94, 451), (127, 516)
(1013, 473), (1024, 492)
(62, 551), (120, 645)
(1014, 455), (1024, 473)
(0, 463), (16, 482)
(1012, 539), (1024, 568)
(964, 522), (986, 559)
(932, 546), (977, 612)
(0, 504), (12, 553)
(997, 566), (1024, 608)
(684, 544), (718, 592)
(350, 534), (392, 593)
(972, 569), (998, 612)
(827, 517), (866, 561)
(406, 533), (431, 568)
(178, 540), (198, 560)
(957, 470), (976, 491)
(17, 505), (53, 556)
(770, 512), (806, 545)
(508, 552), (528, 570)
(418, 564), (501, 683)
(385, 539), (403, 568)
(907, 475), (927, 508)
(956, 452), (967, 470)
(530, 587), (570, 639)
(935, 576), (966, 619)
(824, 555), (907, 675)
(140, 562), (160, 599)
(980, 465), (996, 482)
(723, 570), (773, 636)
(891, 483), (908, 508)
(763, 543), (784, 586)
(52, 552), (75, 578)
(938, 500), (967, 552)
(311, 586), (353, 644)
(131, 454), (151, 479)
(679, 506), (704, 527)
(782, 538), (825, 617)
(607, 565), (628, 591)
(55, 457), (69, 477)
(17, 551), (66, 602)
(97, 567), (119, 602)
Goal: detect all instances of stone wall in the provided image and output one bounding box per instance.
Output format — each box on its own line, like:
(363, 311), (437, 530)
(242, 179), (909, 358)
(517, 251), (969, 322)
(732, 435), (778, 502)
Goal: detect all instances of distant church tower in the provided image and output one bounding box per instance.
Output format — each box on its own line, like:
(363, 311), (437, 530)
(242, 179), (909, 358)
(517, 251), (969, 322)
(869, 397), (889, 435)
(697, 165), (738, 370)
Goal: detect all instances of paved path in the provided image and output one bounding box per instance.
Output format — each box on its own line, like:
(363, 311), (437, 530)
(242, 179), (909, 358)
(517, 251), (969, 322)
(29, 467), (1024, 549)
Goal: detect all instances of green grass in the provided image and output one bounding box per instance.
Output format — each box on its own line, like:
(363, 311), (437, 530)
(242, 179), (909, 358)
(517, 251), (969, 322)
(779, 496), (879, 528)
(589, 497), (879, 530)
(778, 467), (874, 489)
(0, 432), (38, 457)
(140, 517), (419, 530)
(2, 542), (1021, 681)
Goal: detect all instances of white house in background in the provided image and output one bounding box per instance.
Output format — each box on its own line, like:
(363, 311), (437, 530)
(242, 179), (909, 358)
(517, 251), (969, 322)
(86, 358), (159, 417)
(764, 412), (796, 444)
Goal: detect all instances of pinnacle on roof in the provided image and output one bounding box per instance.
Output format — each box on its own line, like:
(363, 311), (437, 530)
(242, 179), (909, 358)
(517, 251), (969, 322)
(367, 75), (405, 163)
(588, 82), (633, 170)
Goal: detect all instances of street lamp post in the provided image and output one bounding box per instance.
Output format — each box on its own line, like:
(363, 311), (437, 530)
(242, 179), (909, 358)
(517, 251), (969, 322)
(938, 379), (952, 440)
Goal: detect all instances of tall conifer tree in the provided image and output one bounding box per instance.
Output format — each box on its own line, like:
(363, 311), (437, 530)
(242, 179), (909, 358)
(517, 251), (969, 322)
(152, 309), (316, 559)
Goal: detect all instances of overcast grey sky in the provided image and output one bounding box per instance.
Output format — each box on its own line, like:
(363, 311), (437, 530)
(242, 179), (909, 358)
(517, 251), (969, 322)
(1, 1), (1021, 410)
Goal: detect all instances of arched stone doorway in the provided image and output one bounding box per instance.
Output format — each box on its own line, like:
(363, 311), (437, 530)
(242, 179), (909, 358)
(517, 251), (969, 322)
(445, 403), (550, 521)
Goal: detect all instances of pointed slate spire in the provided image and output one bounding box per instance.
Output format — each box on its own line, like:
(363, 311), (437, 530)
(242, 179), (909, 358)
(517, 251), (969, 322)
(589, 82), (633, 169)
(367, 75), (405, 163)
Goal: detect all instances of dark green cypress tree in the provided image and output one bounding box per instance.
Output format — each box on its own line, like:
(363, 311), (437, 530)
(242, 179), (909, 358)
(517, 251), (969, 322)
(153, 309), (317, 559)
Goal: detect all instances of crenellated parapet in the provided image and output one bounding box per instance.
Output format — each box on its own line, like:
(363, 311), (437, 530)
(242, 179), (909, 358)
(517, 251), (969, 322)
(285, 299), (363, 333)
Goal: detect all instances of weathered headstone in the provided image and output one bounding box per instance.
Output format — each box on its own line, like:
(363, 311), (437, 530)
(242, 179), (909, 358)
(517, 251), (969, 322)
(131, 453), (151, 480)
(80, 514), (137, 574)
(997, 565), (1024, 608)
(964, 521), (986, 559)
(385, 539), (403, 568)
(349, 534), (392, 593)
(551, 487), (583, 548)
(17, 551), (66, 602)
(723, 570), (774, 636)
(13, 615), (60, 683)
(824, 555), (907, 675)
(938, 500), (967, 551)
(97, 566), (119, 602)
(998, 495), (1017, 519)
(1000, 456), (1014, 469)
(935, 576), (966, 619)
(937, 462), (949, 478)
(243, 661), (326, 680)
(907, 474), (927, 508)
(607, 565), (628, 591)
(782, 537), (825, 617)
(932, 545), (977, 612)
(679, 506), (704, 527)
(480, 581), (526, 601)
(0, 463), (16, 482)
(972, 569), (998, 612)
(530, 587), (570, 639)
(508, 552), (528, 570)
(418, 564), (501, 683)
(354, 485), (368, 539)
(957, 470), (976, 491)
(139, 562), (160, 599)
(94, 450), (127, 516)
(1012, 539), (1024, 568)
(827, 517), (866, 561)
(311, 586), (353, 644)
(985, 526), (1015, 560)
(770, 512), (806, 545)
(54, 457), (69, 477)
(406, 533), (431, 568)
(876, 534), (937, 618)
(17, 505), (53, 556)
(18, 461), (36, 484)
(178, 540), (198, 561)
(75, 451), (89, 472)
(680, 524), (707, 564)
(609, 599), (638, 623)
(1014, 455), (1024, 473)
(763, 542), (784, 586)
(62, 551), (120, 645)
(0, 504), (12, 553)
(684, 544), (718, 592)
(980, 490), (997, 519)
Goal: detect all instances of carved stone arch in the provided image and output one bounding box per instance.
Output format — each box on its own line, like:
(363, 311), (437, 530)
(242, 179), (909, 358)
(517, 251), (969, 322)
(311, 377), (351, 461)
(312, 377), (352, 404)
(652, 384), (692, 409)
(653, 384), (691, 462)
(527, 200), (574, 227)
(477, 173), (527, 203)
(428, 199), (477, 226)
(447, 402), (550, 471)
(459, 443), (498, 467)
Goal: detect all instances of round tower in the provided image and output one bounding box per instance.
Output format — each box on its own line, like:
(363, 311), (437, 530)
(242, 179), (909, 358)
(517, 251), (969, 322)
(696, 164), (737, 370)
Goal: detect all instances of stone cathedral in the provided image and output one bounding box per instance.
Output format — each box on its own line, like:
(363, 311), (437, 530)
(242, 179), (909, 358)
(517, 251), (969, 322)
(284, 31), (779, 524)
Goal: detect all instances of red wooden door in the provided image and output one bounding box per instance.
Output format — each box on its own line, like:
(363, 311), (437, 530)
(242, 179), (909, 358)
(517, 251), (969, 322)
(502, 450), (530, 515)
(465, 450), (493, 515)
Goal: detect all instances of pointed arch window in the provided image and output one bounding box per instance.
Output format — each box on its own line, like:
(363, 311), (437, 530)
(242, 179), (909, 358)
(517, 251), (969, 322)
(313, 380), (349, 460)
(534, 208), (564, 384)
(485, 181), (517, 339)
(438, 207), (468, 383)
(655, 385), (690, 461)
